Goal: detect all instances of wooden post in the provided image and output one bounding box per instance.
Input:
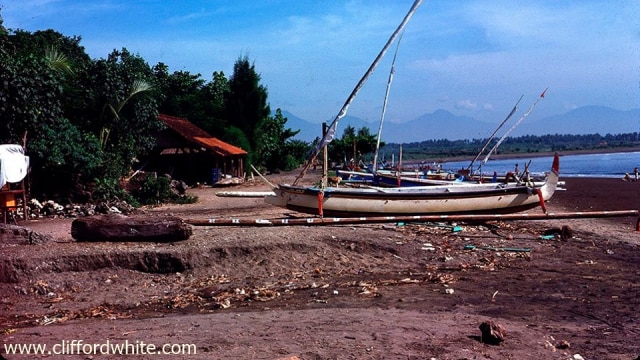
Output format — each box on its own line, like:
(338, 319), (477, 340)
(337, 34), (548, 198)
(322, 122), (328, 189)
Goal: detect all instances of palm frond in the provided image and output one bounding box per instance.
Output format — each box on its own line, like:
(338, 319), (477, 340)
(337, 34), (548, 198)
(45, 46), (74, 74)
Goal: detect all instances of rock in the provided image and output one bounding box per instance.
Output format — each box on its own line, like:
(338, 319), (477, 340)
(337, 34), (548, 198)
(29, 230), (55, 244)
(479, 320), (506, 345)
(543, 225), (574, 240)
(0, 224), (54, 245)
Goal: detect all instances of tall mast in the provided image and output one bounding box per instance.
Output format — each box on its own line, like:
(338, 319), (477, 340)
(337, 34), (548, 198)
(293, 0), (423, 186)
(373, 32), (404, 174)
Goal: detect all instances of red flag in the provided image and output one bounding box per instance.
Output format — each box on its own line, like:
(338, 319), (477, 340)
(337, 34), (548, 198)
(540, 88), (548, 98)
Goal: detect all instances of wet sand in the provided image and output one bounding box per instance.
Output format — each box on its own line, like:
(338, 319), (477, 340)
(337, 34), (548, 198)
(552, 176), (640, 211)
(549, 176), (640, 230)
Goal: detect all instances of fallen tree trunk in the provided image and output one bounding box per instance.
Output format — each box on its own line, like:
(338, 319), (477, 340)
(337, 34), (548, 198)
(71, 214), (192, 242)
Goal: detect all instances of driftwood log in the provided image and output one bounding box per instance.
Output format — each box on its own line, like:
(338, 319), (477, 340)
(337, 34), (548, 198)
(71, 214), (192, 242)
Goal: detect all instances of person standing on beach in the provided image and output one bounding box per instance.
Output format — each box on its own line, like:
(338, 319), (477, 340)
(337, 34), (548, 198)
(634, 167), (638, 181)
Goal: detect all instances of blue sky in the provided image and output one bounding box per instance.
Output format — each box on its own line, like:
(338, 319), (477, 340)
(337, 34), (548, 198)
(2, 0), (639, 126)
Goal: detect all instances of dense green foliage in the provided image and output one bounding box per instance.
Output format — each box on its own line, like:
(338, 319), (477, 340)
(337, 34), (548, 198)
(256, 109), (303, 172)
(326, 125), (382, 165)
(0, 15), (304, 204)
(131, 176), (197, 206)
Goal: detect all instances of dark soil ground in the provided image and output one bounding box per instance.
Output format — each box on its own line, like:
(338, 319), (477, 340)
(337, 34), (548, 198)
(1, 170), (640, 359)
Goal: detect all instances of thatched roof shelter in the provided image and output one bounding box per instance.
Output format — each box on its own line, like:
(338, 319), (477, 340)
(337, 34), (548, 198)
(142, 114), (247, 185)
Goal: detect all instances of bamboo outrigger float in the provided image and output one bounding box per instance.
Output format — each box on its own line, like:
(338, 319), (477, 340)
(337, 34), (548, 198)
(183, 209), (639, 227)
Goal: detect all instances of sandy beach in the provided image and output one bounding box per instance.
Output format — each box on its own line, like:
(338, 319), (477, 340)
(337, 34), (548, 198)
(2, 172), (640, 359)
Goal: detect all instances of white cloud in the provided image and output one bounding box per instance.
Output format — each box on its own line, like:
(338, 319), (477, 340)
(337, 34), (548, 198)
(456, 99), (479, 110)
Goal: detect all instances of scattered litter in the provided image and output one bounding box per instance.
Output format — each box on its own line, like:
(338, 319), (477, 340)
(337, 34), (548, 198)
(421, 243), (436, 251)
(464, 244), (531, 252)
(417, 222), (464, 232)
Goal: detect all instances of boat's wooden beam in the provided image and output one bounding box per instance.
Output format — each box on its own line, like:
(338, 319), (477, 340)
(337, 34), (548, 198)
(183, 210), (639, 228)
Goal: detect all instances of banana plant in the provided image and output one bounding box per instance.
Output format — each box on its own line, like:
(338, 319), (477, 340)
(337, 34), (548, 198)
(99, 79), (152, 149)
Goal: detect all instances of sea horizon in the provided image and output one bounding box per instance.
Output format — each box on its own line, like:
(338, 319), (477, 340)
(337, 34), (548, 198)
(404, 151), (640, 179)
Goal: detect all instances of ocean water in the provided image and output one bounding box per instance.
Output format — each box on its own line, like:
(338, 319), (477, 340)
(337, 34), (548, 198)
(435, 151), (640, 178)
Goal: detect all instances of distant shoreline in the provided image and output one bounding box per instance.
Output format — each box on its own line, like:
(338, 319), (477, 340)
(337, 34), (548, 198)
(416, 146), (640, 163)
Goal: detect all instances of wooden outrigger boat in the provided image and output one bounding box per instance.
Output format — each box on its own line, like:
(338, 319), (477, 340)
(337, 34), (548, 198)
(372, 168), (565, 188)
(264, 1), (561, 217)
(265, 153), (560, 217)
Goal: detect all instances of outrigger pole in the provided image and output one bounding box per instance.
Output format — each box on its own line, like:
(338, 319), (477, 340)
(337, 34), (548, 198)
(183, 209), (639, 227)
(481, 88), (548, 167)
(293, 0), (423, 186)
(467, 94), (523, 172)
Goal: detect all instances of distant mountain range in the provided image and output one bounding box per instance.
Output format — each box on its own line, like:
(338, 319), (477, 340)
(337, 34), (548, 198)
(282, 106), (640, 144)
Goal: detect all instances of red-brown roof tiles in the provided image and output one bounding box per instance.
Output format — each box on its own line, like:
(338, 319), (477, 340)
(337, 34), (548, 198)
(158, 114), (247, 156)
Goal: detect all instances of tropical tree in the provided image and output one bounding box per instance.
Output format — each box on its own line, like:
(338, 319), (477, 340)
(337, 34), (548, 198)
(154, 65), (205, 119)
(328, 125), (356, 164)
(328, 125), (381, 166)
(224, 55), (270, 161)
(153, 66), (229, 139)
(84, 49), (161, 183)
(200, 70), (230, 137)
(255, 108), (301, 172)
(283, 139), (312, 171)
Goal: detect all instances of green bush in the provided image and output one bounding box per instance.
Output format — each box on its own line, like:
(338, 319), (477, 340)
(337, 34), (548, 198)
(133, 175), (197, 205)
